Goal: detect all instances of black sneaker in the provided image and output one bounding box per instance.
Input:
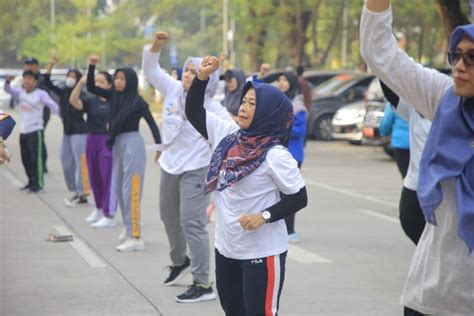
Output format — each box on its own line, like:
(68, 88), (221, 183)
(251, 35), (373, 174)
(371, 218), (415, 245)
(164, 256), (191, 286)
(28, 186), (42, 193)
(175, 282), (217, 303)
(20, 184), (32, 191)
(76, 195), (88, 205)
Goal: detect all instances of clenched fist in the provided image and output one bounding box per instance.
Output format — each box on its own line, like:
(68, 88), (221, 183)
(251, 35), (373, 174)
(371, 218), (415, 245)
(150, 31), (169, 53)
(88, 55), (100, 66)
(197, 56), (220, 81)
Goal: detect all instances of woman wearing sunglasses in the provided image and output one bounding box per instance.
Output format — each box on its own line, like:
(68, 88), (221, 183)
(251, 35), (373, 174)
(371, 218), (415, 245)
(361, 1), (474, 315)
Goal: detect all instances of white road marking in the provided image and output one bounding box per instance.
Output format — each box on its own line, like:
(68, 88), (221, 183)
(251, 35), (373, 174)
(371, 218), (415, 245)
(358, 209), (399, 224)
(305, 179), (398, 208)
(288, 244), (333, 263)
(54, 225), (106, 268)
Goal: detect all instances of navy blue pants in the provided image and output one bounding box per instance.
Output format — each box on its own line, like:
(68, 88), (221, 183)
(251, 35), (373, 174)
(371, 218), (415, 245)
(215, 249), (287, 316)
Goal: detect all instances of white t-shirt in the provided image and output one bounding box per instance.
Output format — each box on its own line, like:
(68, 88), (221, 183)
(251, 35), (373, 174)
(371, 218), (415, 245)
(142, 45), (231, 175)
(5, 84), (58, 134)
(206, 112), (305, 260)
(396, 99), (431, 191)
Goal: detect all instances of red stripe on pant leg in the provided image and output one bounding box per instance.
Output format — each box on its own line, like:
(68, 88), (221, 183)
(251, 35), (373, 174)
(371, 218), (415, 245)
(265, 256), (275, 316)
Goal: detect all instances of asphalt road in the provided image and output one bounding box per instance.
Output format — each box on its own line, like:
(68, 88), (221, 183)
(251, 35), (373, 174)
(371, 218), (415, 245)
(1, 115), (415, 316)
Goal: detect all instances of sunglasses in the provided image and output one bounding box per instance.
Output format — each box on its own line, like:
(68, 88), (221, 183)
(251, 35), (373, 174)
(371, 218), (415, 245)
(447, 50), (474, 67)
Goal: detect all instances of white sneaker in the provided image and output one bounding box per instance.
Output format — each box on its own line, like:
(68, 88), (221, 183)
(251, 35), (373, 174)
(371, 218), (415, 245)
(118, 228), (128, 242)
(116, 238), (145, 252)
(91, 216), (116, 228)
(86, 208), (102, 223)
(64, 193), (79, 207)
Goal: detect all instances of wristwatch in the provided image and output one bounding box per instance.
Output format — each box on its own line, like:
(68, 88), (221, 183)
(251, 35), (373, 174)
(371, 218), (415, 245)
(262, 210), (271, 223)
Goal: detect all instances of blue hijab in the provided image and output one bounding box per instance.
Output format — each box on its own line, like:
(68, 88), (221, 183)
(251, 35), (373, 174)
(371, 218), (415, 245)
(418, 24), (474, 252)
(205, 81), (294, 193)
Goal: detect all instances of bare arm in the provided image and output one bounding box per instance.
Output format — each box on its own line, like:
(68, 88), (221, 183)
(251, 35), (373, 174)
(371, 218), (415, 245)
(69, 76), (85, 110)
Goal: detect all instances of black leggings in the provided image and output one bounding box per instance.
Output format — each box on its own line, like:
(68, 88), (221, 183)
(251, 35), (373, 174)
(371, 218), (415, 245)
(393, 148), (410, 178)
(399, 187), (426, 245)
(215, 249), (287, 316)
(404, 306), (424, 316)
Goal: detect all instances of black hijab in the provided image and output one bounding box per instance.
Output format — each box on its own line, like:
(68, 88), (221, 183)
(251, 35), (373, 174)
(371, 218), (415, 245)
(107, 68), (147, 148)
(280, 71), (300, 101)
(222, 68), (247, 116)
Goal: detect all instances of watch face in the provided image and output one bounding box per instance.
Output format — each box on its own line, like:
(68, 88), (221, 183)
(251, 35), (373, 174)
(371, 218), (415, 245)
(262, 211), (271, 220)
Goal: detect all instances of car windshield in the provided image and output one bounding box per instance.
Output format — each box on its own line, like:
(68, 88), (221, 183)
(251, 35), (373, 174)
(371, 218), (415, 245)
(313, 74), (355, 98)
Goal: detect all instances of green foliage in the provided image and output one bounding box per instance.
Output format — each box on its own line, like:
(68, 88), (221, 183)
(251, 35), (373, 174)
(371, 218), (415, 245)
(0, 0), (470, 70)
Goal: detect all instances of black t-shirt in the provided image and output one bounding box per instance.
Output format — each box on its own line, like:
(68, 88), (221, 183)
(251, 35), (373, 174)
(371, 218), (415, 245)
(43, 74), (87, 135)
(82, 95), (110, 134)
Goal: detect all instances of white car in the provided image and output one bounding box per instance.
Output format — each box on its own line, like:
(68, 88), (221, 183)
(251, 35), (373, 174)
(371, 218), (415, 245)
(331, 100), (366, 143)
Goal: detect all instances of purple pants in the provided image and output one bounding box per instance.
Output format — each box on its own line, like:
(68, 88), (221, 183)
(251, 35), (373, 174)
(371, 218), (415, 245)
(86, 133), (116, 218)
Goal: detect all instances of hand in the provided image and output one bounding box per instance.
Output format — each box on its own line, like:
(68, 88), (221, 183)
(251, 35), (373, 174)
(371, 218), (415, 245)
(50, 54), (58, 66)
(258, 63), (271, 79)
(78, 76), (87, 85)
(5, 75), (15, 82)
(0, 144), (11, 165)
(88, 54), (100, 65)
(197, 56), (220, 80)
(155, 151), (161, 163)
(150, 31), (169, 52)
(239, 213), (266, 231)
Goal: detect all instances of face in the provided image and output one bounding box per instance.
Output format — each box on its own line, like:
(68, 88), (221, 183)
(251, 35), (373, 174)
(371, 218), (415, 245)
(182, 63), (196, 92)
(278, 75), (290, 93)
(114, 71), (126, 92)
(170, 69), (179, 80)
(397, 37), (407, 50)
(23, 76), (38, 92)
(225, 77), (238, 92)
(24, 64), (40, 73)
(238, 88), (256, 130)
(67, 72), (78, 80)
(452, 38), (474, 98)
(95, 73), (112, 90)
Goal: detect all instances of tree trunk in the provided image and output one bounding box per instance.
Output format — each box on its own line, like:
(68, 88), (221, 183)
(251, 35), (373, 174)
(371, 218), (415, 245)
(317, 2), (345, 66)
(436, 0), (469, 43)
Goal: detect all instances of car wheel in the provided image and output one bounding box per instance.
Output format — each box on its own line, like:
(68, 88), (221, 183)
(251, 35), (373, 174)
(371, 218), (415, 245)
(314, 114), (334, 141)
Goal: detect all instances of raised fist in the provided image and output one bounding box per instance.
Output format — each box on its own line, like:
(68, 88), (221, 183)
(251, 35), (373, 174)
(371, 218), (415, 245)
(198, 56), (220, 80)
(150, 31), (169, 53)
(50, 54), (58, 65)
(154, 31), (169, 45)
(260, 63), (271, 75)
(88, 55), (100, 65)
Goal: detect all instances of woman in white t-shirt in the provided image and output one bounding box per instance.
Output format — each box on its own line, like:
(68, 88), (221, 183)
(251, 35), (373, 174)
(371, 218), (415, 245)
(185, 56), (308, 315)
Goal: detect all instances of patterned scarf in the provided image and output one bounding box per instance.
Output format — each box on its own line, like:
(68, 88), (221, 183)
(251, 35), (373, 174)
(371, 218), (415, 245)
(206, 81), (294, 193)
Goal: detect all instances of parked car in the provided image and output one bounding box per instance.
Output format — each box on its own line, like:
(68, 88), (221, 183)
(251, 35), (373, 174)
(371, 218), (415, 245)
(307, 73), (375, 140)
(331, 100), (366, 143)
(261, 69), (342, 89)
(361, 68), (451, 156)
